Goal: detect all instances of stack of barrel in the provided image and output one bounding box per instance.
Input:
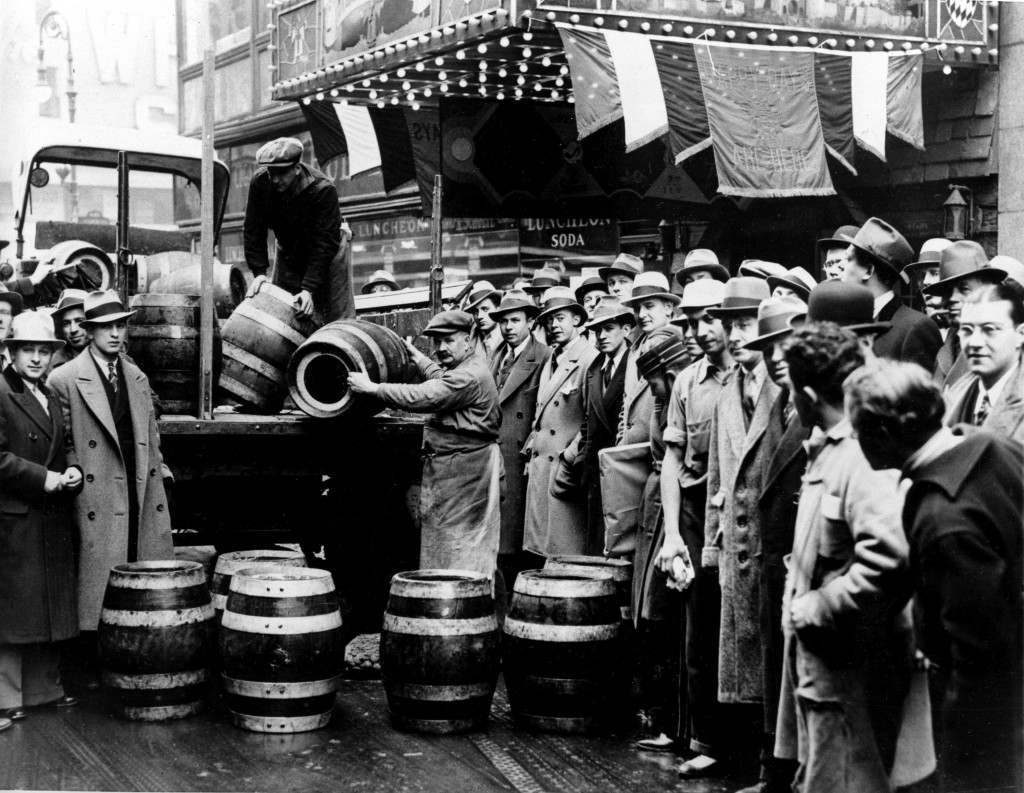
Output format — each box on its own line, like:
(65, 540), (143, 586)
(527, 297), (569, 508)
(96, 550), (344, 734)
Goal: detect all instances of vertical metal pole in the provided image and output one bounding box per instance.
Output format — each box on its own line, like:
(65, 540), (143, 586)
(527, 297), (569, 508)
(428, 174), (444, 316)
(198, 44), (215, 419)
(115, 151), (130, 305)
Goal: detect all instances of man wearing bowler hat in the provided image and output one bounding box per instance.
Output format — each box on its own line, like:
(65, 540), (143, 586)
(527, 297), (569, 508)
(521, 287), (596, 559)
(816, 224), (859, 281)
(243, 137), (354, 322)
(348, 311), (503, 579)
(922, 240), (1006, 388)
(488, 291), (549, 592)
(48, 289), (89, 371)
(47, 291), (173, 646)
(574, 275), (609, 319)
(788, 280), (892, 360)
(843, 217), (941, 372)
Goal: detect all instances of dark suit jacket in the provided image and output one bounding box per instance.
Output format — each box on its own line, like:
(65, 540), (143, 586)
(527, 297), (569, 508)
(0, 365), (78, 644)
(577, 351), (628, 551)
(903, 432), (1023, 791)
(943, 357), (1024, 444)
(489, 336), (548, 554)
(873, 296), (942, 372)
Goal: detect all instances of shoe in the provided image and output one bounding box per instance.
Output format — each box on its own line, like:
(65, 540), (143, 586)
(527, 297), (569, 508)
(1, 708), (26, 721)
(634, 733), (680, 753)
(0, 717), (11, 732)
(52, 695), (79, 709)
(676, 754), (722, 778)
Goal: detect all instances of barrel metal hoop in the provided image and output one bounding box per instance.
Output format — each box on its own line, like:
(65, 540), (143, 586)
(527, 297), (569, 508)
(292, 353), (351, 415)
(221, 675), (341, 699)
(220, 610), (342, 635)
(218, 373), (269, 405)
(128, 326), (193, 340)
(229, 569), (336, 598)
(502, 618), (619, 642)
(102, 669), (209, 689)
(100, 605), (214, 628)
(389, 570), (492, 600)
(121, 702), (204, 721)
(386, 681), (493, 701)
(383, 614), (498, 636)
(513, 574), (616, 599)
(232, 302), (307, 347)
(228, 711), (332, 733)
(215, 550), (306, 575)
(222, 342), (287, 384)
(342, 324), (388, 373)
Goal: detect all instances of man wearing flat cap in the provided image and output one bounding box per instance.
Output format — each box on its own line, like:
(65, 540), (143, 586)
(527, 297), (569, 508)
(347, 311), (502, 580)
(243, 137), (354, 322)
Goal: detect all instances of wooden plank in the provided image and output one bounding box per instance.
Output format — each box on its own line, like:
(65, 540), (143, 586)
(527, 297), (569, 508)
(198, 38), (215, 419)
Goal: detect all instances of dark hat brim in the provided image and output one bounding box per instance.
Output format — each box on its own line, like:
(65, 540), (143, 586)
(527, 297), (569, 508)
(787, 312), (892, 336)
(816, 235), (855, 253)
(3, 337), (64, 348)
(536, 301), (588, 324)
(584, 308), (636, 329)
(81, 309), (136, 326)
(765, 276), (812, 300)
(490, 303), (540, 320)
(360, 278), (399, 294)
(847, 241), (908, 275)
(621, 290), (681, 307)
(0, 292), (24, 313)
(707, 302), (762, 318)
(742, 326), (794, 351)
(598, 265), (640, 281)
(463, 289), (503, 311)
(523, 281), (559, 293)
(674, 263), (730, 286)
(921, 267), (1005, 296)
(574, 282), (609, 303)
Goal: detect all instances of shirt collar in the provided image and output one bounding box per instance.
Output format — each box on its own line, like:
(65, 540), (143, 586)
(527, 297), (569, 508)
(873, 290), (895, 320)
(509, 336), (530, 360)
(698, 355), (731, 383)
(605, 345), (627, 371)
(978, 365), (1015, 407)
(90, 348), (118, 373)
(903, 427), (962, 478)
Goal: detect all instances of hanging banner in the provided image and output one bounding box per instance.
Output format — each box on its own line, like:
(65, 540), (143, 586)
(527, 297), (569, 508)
(852, 52), (889, 160)
(604, 30), (669, 152)
(694, 44), (834, 198)
(887, 53), (925, 150)
(814, 53), (856, 174)
(650, 38), (710, 164)
(557, 26), (621, 140)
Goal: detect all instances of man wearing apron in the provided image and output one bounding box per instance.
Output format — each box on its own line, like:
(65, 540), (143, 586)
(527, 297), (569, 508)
(347, 310), (503, 579)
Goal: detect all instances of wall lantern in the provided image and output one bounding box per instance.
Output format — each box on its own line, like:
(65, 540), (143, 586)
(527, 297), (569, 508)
(942, 184), (972, 241)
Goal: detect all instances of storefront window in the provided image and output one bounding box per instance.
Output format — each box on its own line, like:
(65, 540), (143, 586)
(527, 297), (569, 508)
(215, 58), (254, 122)
(257, 48), (274, 109)
(181, 76), (201, 134)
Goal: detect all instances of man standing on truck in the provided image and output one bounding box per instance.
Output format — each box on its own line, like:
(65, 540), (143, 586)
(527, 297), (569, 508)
(243, 137), (354, 321)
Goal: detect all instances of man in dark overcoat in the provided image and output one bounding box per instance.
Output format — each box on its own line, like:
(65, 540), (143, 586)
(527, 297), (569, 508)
(0, 312), (82, 725)
(849, 360), (1023, 793)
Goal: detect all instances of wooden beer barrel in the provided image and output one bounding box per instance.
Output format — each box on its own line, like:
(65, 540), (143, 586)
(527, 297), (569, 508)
(218, 282), (319, 413)
(287, 319), (412, 419)
(210, 549), (307, 619)
(98, 560), (216, 721)
(138, 252), (235, 318)
(503, 569), (620, 734)
(127, 294), (221, 415)
(220, 567), (343, 733)
(380, 570), (500, 734)
(544, 556), (633, 624)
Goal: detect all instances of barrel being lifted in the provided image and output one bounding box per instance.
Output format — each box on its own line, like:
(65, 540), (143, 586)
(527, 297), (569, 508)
(288, 319), (414, 419)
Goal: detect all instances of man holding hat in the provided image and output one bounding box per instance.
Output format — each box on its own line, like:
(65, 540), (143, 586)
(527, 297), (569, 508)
(694, 277), (779, 778)
(521, 287), (596, 558)
(243, 137), (354, 321)
(348, 310), (502, 579)
(0, 290), (24, 369)
(48, 289), (89, 371)
(600, 253), (644, 301)
(360, 269), (399, 295)
(922, 240), (1006, 388)
(816, 224), (859, 281)
(463, 280), (503, 358)
(0, 311), (82, 727)
(576, 296), (635, 548)
(488, 291), (549, 589)
(843, 217), (941, 372)
(47, 291), (173, 642)
(673, 249), (730, 289)
(652, 279), (733, 760)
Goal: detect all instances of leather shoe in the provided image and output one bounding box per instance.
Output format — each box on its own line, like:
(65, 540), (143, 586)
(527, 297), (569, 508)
(2, 708), (26, 721)
(676, 754), (722, 778)
(49, 695), (79, 709)
(634, 733), (681, 754)
(0, 716), (11, 732)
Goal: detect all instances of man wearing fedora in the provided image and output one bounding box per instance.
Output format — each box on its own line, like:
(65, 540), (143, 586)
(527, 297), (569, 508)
(348, 310), (503, 579)
(521, 287), (596, 558)
(600, 253), (644, 302)
(574, 275), (609, 320)
(654, 279), (733, 759)
(0, 312), (82, 729)
(48, 289), (89, 371)
(696, 276), (780, 778)
(243, 137), (354, 322)
(922, 240), (1006, 389)
(361, 269), (399, 295)
(788, 281), (893, 361)
(766, 268), (816, 304)
(842, 217), (942, 372)
(901, 238), (953, 331)
(0, 291), (24, 369)
(943, 281), (1024, 442)
(673, 250), (730, 290)
(816, 225), (859, 281)
(522, 268), (562, 307)
(730, 296), (807, 793)
(463, 281), (503, 358)
(575, 296), (634, 548)
(488, 291), (549, 592)
(47, 291), (174, 643)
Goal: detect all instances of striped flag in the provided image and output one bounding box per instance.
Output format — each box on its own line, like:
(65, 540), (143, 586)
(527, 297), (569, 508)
(851, 52), (890, 160)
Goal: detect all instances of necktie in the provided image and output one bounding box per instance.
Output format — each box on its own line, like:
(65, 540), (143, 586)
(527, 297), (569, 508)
(974, 392), (991, 426)
(741, 372), (757, 424)
(108, 361), (118, 395)
(496, 349), (514, 390)
(602, 360), (612, 388)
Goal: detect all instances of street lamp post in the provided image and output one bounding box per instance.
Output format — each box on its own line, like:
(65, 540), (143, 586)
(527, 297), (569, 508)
(37, 10), (78, 220)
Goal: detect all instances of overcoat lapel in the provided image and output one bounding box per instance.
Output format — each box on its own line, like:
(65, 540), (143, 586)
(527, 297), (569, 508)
(723, 372), (748, 463)
(500, 338), (543, 403)
(738, 372), (781, 470)
(11, 388), (54, 439)
(762, 402), (808, 497)
(536, 336), (586, 419)
(125, 365), (151, 506)
(74, 355), (120, 448)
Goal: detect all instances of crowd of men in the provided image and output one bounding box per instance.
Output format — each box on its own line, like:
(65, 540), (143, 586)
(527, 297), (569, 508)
(351, 216), (1023, 793)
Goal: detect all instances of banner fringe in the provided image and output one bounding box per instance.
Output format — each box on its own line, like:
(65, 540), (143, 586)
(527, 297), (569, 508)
(674, 138), (713, 164)
(718, 186), (837, 198)
(854, 136), (887, 162)
(625, 123), (669, 153)
(887, 126), (925, 151)
(577, 109), (624, 141)
(825, 144), (859, 176)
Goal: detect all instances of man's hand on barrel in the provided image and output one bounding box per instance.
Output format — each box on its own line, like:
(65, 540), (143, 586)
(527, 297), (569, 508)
(347, 370), (378, 396)
(245, 274), (267, 299)
(293, 289), (314, 318)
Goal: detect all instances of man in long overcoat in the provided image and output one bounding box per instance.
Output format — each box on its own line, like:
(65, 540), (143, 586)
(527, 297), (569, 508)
(0, 312), (82, 724)
(488, 291), (548, 588)
(522, 287), (596, 558)
(48, 291), (173, 633)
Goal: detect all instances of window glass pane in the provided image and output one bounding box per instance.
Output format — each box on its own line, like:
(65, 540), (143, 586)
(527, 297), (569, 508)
(257, 48), (274, 108)
(215, 58), (253, 121)
(181, 76), (201, 133)
(180, 0), (252, 64)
